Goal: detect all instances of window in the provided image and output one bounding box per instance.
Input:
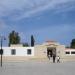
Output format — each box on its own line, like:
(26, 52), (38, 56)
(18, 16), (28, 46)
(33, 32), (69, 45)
(11, 49), (16, 55)
(71, 51), (75, 54)
(65, 51), (70, 54)
(27, 49), (32, 55)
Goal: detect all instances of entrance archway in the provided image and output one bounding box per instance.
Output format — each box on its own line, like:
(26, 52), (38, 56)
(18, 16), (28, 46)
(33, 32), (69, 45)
(47, 47), (56, 58)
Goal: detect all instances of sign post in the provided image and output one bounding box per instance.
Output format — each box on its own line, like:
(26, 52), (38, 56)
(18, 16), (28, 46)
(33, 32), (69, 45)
(0, 38), (3, 67)
(0, 49), (3, 67)
(0, 36), (5, 67)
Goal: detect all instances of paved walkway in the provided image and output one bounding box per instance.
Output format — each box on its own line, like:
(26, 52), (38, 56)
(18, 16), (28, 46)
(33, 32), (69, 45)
(0, 61), (75, 75)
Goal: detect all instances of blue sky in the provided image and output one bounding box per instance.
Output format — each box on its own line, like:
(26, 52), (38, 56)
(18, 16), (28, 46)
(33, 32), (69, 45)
(0, 0), (75, 46)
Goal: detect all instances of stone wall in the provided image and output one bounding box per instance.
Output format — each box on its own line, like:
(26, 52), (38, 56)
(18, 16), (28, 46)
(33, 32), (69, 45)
(34, 45), (47, 59)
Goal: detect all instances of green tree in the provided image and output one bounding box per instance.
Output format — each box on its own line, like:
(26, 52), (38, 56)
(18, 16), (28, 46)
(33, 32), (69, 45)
(8, 30), (20, 46)
(31, 35), (35, 47)
(70, 39), (75, 49)
(23, 43), (29, 47)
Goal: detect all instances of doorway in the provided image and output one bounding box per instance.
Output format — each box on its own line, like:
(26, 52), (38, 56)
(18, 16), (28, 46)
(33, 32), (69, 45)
(47, 47), (56, 58)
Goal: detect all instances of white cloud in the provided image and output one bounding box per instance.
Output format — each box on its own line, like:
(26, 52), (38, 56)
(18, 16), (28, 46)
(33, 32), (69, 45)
(0, 0), (75, 20)
(0, 20), (7, 30)
(23, 24), (75, 36)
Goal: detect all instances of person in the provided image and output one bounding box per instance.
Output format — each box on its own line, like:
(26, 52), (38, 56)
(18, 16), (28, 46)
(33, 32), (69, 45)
(48, 52), (51, 60)
(57, 56), (60, 63)
(53, 54), (56, 63)
(52, 48), (56, 63)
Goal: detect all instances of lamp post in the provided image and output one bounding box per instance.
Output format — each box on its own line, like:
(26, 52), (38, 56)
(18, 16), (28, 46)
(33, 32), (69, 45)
(0, 36), (6, 67)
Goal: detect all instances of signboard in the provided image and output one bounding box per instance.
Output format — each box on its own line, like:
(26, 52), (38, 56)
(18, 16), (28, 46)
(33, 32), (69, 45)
(0, 49), (3, 55)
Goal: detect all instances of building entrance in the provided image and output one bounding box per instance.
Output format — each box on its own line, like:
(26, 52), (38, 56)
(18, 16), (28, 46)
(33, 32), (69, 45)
(47, 47), (56, 59)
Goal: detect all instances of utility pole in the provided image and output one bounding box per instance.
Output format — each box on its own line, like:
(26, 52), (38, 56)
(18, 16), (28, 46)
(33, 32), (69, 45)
(0, 36), (6, 67)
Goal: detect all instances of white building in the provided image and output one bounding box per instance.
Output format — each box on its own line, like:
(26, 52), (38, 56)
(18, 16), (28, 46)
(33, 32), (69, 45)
(3, 47), (34, 56)
(1, 45), (34, 61)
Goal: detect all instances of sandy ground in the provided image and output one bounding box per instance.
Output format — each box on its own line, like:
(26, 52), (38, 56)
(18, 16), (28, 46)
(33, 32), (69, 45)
(0, 61), (75, 75)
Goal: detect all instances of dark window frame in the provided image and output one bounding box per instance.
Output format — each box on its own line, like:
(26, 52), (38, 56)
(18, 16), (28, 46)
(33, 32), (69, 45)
(71, 51), (75, 54)
(27, 49), (32, 55)
(65, 51), (70, 54)
(11, 49), (16, 55)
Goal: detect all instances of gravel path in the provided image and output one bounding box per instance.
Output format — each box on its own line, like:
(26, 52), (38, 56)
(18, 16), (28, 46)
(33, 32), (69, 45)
(0, 61), (75, 75)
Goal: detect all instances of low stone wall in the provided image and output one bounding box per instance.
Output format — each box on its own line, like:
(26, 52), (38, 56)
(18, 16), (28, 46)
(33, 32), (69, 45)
(0, 56), (35, 62)
(61, 56), (75, 62)
(0, 56), (75, 62)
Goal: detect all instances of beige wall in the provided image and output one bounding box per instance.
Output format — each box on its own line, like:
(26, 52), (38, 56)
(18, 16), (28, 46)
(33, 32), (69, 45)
(56, 45), (65, 57)
(34, 44), (66, 61)
(34, 45), (47, 58)
(34, 44), (75, 62)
